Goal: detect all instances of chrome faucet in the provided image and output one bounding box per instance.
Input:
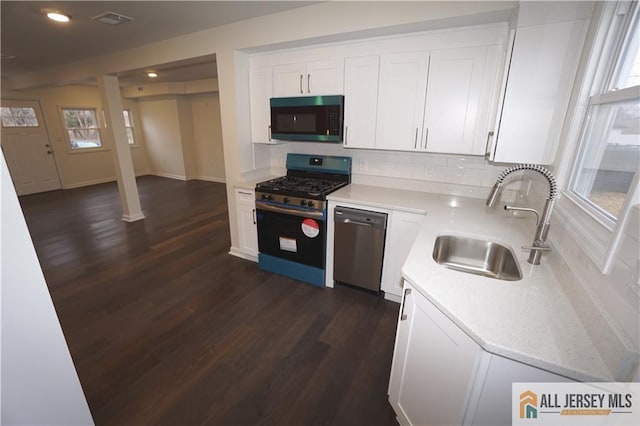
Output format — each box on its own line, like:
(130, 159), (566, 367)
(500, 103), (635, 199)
(486, 164), (558, 265)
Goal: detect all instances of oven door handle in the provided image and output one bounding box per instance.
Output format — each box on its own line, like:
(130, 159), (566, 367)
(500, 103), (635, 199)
(255, 201), (324, 220)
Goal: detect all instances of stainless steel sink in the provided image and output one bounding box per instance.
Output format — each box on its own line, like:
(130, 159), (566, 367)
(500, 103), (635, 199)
(432, 235), (522, 281)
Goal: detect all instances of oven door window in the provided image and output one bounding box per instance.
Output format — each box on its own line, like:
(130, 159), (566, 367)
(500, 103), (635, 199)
(256, 208), (325, 268)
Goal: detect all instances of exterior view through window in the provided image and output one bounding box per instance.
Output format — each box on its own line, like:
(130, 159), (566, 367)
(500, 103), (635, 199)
(123, 109), (135, 145)
(1, 106), (39, 127)
(62, 108), (102, 149)
(570, 3), (640, 222)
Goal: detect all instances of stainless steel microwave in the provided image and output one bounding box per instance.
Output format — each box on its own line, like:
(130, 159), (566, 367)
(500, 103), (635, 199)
(270, 95), (344, 142)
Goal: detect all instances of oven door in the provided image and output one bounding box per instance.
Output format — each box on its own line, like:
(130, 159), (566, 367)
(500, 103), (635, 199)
(255, 202), (325, 268)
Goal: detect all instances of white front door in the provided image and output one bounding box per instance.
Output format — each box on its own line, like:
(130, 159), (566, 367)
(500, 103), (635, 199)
(1, 100), (62, 195)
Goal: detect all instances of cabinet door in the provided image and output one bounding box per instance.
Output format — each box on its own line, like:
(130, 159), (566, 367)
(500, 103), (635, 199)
(492, 18), (588, 164)
(305, 59), (344, 95)
(343, 56), (379, 149)
(273, 63), (306, 97)
(235, 189), (258, 258)
(273, 60), (343, 96)
(381, 211), (422, 298)
(375, 52), (429, 151)
(389, 282), (481, 426)
(424, 46), (496, 155)
(249, 66), (274, 144)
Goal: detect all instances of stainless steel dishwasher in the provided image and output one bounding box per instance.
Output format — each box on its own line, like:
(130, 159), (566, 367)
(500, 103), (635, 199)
(333, 206), (387, 292)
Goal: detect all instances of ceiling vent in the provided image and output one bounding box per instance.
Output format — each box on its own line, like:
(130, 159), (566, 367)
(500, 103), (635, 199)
(92, 11), (134, 26)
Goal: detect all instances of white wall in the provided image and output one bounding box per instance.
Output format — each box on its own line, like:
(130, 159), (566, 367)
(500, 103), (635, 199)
(137, 93), (224, 182)
(2, 85), (151, 188)
(0, 153), (94, 425)
(138, 96), (187, 179)
(189, 93), (225, 182)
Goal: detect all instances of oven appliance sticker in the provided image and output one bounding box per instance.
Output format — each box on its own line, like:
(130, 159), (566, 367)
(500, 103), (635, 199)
(279, 237), (297, 252)
(301, 218), (320, 238)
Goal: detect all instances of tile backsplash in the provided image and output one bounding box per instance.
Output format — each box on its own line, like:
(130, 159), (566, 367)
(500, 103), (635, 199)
(263, 142), (519, 200)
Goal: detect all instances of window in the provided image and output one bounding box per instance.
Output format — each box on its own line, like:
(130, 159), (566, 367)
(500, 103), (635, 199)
(123, 109), (135, 145)
(569, 2), (640, 225)
(1, 106), (39, 127)
(62, 108), (102, 149)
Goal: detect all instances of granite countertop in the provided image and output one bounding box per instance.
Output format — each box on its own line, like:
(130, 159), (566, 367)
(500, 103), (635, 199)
(328, 184), (638, 382)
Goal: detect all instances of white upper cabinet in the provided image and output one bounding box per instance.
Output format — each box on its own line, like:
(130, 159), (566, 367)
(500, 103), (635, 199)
(488, 2), (591, 164)
(343, 56), (380, 149)
(273, 59), (344, 97)
(424, 46), (500, 155)
(375, 51), (430, 151)
(248, 24), (509, 150)
(249, 66), (274, 144)
(374, 46), (499, 154)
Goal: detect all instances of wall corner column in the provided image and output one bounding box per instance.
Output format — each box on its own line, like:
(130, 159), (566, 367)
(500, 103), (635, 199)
(97, 74), (145, 222)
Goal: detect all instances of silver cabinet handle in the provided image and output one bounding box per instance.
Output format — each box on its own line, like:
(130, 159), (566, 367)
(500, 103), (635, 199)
(299, 74), (304, 94)
(484, 131), (495, 159)
(268, 125), (272, 142)
(414, 128), (419, 149)
(423, 128), (429, 149)
(344, 126), (348, 146)
(252, 208), (256, 225)
(400, 288), (412, 321)
(307, 73), (311, 93)
(237, 190), (253, 195)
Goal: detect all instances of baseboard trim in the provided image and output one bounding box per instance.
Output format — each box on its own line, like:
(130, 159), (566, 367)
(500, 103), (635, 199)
(122, 212), (146, 222)
(228, 247), (258, 263)
(148, 172), (188, 181)
(62, 171), (151, 189)
(193, 175), (226, 184)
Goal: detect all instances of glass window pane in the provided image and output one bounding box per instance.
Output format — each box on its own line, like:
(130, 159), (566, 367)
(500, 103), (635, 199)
(126, 128), (135, 145)
(612, 10), (640, 90)
(123, 110), (132, 127)
(1, 106), (39, 127)
(572, 99), (640, 219)
(68, 129), (102, 149)
(63, 108), (102, 149)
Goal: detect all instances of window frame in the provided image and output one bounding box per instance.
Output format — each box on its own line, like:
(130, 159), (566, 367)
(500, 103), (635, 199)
(557, 1), (640, 273)
(60, 106), (105, 152)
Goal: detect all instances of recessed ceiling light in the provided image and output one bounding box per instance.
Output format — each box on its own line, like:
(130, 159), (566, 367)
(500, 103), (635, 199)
(147, 72), (158, 78)
(47, 12), (71, 23)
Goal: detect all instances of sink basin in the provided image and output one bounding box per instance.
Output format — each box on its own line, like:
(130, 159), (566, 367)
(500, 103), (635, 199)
(432, 235), (522, 281)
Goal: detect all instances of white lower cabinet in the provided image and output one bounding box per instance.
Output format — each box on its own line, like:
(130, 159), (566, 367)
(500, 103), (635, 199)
(389, 281), (482, 426)
(380, 211), (423, 299)
(234, 188), (258, 260)
(389, 281), (572, 426)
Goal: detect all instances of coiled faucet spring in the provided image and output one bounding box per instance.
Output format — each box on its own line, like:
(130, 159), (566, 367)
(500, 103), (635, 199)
(485, 164), (558, 265)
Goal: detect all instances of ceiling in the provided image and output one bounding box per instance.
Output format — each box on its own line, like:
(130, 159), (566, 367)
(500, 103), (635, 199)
(1, 1), (318, 86)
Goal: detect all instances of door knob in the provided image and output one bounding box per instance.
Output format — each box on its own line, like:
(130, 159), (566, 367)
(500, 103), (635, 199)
(47, 150), (53, 154)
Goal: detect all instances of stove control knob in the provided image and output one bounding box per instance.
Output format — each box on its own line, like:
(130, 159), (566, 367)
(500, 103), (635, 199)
(300, 199), (307, 206)
(307, 201), (315, 208)
(283, 197), (291, 204)
(268, 195), (275, 201)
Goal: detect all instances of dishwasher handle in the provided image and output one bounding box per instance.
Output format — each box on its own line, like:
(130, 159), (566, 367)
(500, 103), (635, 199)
(339, 218), (373, 227)
(334, 207), (387, 230)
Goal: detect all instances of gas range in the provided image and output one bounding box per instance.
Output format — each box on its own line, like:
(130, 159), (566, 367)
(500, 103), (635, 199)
(255, 153), (352, 287)
(255, 154), (351, 213)
(255, 175), (348, 212)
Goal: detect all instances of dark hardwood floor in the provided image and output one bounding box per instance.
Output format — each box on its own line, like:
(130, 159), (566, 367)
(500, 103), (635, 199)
(18, 175), (400, 426)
